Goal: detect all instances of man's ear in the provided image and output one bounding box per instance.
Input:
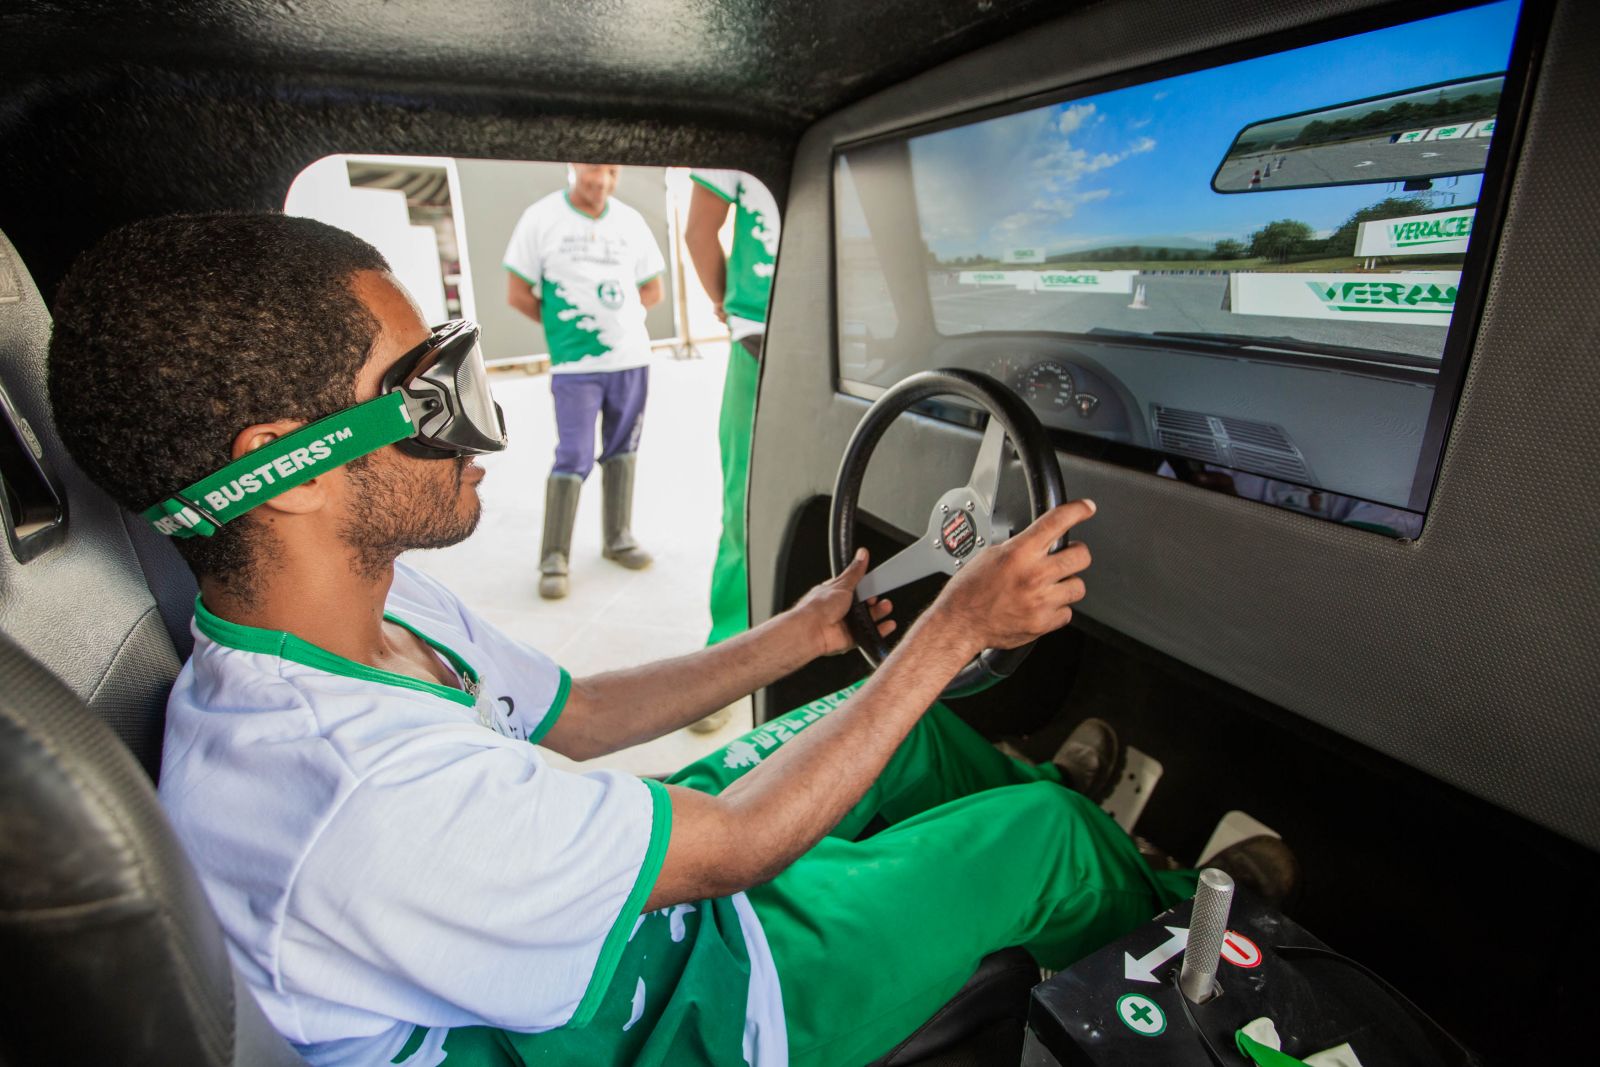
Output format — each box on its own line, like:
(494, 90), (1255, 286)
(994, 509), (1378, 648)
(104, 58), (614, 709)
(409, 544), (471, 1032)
(230, 420), (330, 517)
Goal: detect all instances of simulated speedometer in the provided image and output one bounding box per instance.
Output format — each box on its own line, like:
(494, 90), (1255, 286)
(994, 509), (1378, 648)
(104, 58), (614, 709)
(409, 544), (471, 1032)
(1018, 362), (1075, 411)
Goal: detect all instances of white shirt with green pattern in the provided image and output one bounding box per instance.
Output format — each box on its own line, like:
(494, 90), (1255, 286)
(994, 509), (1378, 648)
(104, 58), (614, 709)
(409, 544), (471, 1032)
(158, 562), (785, 1066)
(690, 170), (780, 341)
(503, 190), (666, 373)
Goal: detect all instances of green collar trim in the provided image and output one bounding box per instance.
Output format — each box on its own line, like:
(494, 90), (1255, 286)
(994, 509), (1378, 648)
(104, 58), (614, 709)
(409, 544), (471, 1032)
(194, 597), (479, 707)
(563, 190), (609, 220)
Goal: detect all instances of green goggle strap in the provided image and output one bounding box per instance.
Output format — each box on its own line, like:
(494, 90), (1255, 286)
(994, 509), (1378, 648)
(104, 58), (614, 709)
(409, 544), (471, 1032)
(140, 391), (415, 539)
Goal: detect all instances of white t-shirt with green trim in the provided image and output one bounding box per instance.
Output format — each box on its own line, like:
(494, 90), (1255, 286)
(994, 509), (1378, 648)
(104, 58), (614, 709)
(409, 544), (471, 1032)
(502, 191), (666, 373)
(690, 170), (780, 341)
(157, 562), (671, 1065)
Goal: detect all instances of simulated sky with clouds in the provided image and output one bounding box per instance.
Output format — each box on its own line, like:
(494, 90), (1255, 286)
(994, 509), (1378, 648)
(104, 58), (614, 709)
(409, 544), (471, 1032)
(905, 0), (1521, 260)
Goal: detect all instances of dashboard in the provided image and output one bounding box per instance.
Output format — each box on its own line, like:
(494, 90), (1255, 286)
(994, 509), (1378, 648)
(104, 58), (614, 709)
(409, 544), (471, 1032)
(843, 327), (1437, 536)
(974, 352), (1134, 443)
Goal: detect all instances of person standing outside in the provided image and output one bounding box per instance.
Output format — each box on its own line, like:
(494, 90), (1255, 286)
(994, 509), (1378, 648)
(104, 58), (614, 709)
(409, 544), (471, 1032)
(684, 170), (779, 732)
(505, 164), (666, 599)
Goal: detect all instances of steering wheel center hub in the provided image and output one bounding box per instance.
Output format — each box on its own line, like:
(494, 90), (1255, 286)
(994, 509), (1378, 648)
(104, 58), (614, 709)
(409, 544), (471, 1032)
(940, 509), (977, 559)
(931, 488), (996, 565)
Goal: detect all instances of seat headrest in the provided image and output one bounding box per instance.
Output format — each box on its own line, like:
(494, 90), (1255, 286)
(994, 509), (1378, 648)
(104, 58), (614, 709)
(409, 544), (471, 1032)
(0, 227), (193, 778)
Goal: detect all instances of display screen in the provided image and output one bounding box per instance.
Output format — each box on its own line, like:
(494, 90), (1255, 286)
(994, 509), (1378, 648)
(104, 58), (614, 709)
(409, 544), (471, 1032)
(834, 0), (1526, 537)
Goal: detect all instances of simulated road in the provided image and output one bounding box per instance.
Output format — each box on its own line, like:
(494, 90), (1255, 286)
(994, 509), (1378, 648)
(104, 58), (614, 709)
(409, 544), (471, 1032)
(912, 273), (1450, 358)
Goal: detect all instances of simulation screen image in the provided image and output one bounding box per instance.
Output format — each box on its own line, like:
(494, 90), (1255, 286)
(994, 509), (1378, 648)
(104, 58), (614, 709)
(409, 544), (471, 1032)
(835, 0), (1523, 537)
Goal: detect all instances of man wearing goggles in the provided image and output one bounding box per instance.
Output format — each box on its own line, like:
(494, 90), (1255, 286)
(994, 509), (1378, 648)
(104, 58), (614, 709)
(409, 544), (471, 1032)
(142, 318), (507, 540)
(49, 213), (1202, 1067)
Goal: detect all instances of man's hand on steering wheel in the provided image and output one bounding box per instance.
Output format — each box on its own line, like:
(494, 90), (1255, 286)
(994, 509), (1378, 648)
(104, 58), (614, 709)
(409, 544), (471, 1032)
(925, 499), (1096, 659)
(789, 548), (897, 658)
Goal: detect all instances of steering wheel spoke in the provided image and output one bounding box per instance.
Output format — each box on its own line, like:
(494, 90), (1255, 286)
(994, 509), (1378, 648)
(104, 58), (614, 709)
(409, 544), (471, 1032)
(857, 532), (955, 601)
(968, 415), (1009, 515)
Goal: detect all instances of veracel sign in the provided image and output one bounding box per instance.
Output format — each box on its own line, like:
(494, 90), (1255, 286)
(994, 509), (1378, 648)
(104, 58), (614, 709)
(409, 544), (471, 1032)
(1229, 270), (1461, 327)
(1356, 209), (1475, 257)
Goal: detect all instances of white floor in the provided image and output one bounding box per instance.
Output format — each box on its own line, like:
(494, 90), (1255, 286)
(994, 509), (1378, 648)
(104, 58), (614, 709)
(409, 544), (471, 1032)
(403, 341), (753, 776)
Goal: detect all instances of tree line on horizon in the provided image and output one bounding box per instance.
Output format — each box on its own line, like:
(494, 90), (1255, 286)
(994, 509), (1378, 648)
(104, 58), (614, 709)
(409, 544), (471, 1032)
(1213, 195), (1445, 263)
(938, 195), (1459, 267)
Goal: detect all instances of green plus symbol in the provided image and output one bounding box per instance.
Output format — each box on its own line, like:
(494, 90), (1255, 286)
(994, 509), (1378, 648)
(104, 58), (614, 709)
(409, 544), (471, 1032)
(1115, 993), (1166, 1037)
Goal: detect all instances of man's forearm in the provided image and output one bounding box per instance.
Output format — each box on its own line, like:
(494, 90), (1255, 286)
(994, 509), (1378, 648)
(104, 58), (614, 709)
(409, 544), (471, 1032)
(685, 230), (726, 308)
(506, 271), (541, 322)
(646, 608), (975, 906)
(542, 611), (821, 760)
(644, 499), (1097, 908)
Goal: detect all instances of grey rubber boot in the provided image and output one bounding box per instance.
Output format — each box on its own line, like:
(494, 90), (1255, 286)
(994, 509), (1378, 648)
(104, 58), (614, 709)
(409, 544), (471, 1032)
(539, 473), (582, 599)
(600, 453), (652, 570)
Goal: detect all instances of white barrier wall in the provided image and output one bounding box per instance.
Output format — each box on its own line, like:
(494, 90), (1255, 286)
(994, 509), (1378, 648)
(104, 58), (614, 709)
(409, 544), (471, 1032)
(1228, 271), (1460, 327)
(1394, 117), (1494, 143)
(957, 269), (1136, 293)
(1028, 269), (1136, 294)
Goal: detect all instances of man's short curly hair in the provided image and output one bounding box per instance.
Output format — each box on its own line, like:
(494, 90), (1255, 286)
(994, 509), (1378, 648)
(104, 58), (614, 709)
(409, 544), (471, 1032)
(48, 213), (390, 590)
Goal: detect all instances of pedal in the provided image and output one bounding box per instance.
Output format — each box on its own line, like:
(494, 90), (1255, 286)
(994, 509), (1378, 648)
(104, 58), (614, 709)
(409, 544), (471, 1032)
(1196, 809), (1280, 867)
(1100, 746), (1162, 833)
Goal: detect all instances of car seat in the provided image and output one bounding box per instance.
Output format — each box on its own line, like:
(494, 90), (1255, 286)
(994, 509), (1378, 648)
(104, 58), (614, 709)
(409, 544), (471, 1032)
(0, 224), (1034, 1066)
(0, 225), (306, 1065)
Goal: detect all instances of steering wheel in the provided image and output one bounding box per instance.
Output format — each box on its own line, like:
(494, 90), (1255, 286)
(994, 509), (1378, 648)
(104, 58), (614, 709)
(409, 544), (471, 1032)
(829, 368), (1067, 697)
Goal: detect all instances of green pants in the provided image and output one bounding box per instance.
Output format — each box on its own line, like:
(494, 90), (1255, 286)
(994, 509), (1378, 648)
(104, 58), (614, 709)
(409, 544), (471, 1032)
(404, 690), (1192, 1066)
(675, 694), (1195, 1067)
(706, 337), (760, 646)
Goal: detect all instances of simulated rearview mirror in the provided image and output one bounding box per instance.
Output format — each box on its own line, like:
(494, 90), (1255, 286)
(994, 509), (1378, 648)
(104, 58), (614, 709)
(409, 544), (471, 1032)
(1212, 74), (1502, 193)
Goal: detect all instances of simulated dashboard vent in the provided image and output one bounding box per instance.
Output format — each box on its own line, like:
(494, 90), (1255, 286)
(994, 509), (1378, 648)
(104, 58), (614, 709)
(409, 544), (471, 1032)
(1154, 407), (1223, 462)
(1154, 406), (1311, 484)
(1218, 417), (1292, 451)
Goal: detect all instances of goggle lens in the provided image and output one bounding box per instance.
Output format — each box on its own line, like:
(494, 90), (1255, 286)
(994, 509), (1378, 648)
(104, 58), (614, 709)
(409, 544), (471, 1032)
(384, 320), (508, 458)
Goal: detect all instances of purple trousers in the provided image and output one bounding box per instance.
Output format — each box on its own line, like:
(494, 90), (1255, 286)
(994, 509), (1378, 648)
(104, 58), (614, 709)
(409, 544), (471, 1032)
(550, 366), (649, 479)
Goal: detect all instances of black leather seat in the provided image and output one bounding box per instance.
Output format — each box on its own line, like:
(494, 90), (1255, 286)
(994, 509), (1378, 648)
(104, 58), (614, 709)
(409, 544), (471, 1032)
(0, 225), (1036, 1066)
(867, 947), (1036, 1065)
(0, 632), (307, 1066)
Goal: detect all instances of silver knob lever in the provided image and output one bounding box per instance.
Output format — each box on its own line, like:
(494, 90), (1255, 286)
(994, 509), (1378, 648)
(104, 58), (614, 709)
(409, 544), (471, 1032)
(1179, 867), (1235, 1004)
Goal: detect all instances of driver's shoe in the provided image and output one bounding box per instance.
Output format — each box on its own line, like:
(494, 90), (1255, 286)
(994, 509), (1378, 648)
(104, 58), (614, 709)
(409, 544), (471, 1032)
(539, 473), (581, 600)
(1051, 717), (1123, 802)
(1205, 835), (1301, 909)
(600, 454), (652, 570)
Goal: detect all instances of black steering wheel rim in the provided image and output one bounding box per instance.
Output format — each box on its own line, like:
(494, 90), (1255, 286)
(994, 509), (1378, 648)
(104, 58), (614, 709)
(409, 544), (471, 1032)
(828, 368), (1067, 697)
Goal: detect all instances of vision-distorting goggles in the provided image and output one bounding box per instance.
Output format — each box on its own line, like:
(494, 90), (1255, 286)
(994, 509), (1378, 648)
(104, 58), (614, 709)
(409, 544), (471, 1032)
(142, 320), (507, 539)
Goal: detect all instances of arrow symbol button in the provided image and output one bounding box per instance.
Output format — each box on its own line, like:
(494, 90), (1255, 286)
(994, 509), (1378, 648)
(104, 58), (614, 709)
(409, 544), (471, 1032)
(1123, 926), (1189, 984)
